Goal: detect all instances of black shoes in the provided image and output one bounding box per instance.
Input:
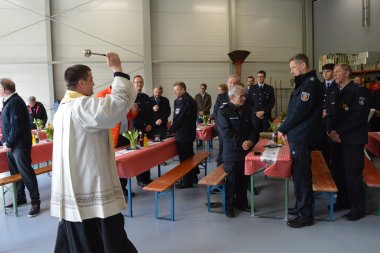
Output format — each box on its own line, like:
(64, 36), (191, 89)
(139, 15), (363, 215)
(346, 211), (365, 221)
(175, 182), (193, 189)
(28, 204), (40, 218)
(6, 199), (27, 208)
(226, 208), (235, 218)
(288, 207), (298, 216)
(287, 216), (314, 228)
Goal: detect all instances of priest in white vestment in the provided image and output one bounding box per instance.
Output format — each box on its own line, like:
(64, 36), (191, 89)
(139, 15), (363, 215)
(51, 53), (138, 253)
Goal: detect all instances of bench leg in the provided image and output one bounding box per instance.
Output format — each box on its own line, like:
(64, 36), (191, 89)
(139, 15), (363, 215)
(127, 178), (133, 217)
(11, 183), (18, 217)
(154, 192), (159, 219)
(329, 192), (334, 222)
(155, 187), (175, 221)
(1, 186), (5, 214)
(207, 141), (211, 162)
(222, 185), (226, 214)
(207, 186), (211, 212)
(206, 185), (225, 214)
(198, 159), (208, 176)
(157, 165), (161, 177)
(170, 187), (175, 221)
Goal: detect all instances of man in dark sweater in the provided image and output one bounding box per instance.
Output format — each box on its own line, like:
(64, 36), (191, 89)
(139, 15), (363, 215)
(27, 96), (48, 129)
(0, 78), (41, 217)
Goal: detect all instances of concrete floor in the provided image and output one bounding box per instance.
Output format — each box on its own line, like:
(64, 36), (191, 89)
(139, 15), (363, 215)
(1, 144), (380, 253)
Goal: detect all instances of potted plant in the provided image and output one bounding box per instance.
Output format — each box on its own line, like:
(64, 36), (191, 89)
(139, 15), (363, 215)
(268, 120), (279, 133)
(44, 122), (54, 140)
(33, 118), (44, 131)
(122, 130), (139, 150)
(200, 115), (209, 126)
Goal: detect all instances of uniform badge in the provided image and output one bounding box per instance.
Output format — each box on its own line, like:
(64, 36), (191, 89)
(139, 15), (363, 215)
(310, 77), (314, 81)
(301, 92), (310, 101)
(342, 104), (349, 111)
(358, 97), (365, 106)
(175, 108), (180, 114)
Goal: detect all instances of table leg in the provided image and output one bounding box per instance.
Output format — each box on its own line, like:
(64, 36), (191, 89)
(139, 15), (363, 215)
(284, 179), (288, 220)
(251, 175), (255, 217)
(127, 178), (133, 217)
(158, 165), (161, 177)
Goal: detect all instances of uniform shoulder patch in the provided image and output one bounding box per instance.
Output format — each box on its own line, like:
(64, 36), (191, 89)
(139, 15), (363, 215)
(219, 102), (228, 109)
(301, 92), (310, 101)
(358, 96), (365, 106)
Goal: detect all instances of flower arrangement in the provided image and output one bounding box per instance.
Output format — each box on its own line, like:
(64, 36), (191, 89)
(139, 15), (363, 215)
(33, 118), (44, 131)
(122, 130), (139, 149)
(44, 122), (54, 140)
(268, 120), (279, 133)
(200, 115), (209, 126)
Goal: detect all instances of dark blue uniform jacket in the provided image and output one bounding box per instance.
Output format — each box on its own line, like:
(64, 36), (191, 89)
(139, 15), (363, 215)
(150, 95), (171, 128)
(171, 92), (197, 142)
(278, 70), (322, 147)
(217, 102), (256, 161)
(133, 92), (153, 131)
(326, 81), (369, 145)
(1, 93), (32, 149)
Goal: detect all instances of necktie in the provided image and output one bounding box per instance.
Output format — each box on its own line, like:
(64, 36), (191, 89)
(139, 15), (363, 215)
(326, 82), (330, 89)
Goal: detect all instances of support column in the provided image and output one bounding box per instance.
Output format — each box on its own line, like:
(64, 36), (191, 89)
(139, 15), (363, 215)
(142, 0), (153, 93)
(45, 0), (55, 119)
(228, 0), (236, 74)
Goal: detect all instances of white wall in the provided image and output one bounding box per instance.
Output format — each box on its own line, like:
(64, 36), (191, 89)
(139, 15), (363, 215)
(0, 0), (52, 113)
(313, 0), (380, 70)
(0, 0), (306, 119)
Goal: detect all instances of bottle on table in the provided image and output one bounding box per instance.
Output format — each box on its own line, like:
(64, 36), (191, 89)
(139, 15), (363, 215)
(35, 132), (40, 144)
(272, 131), (278, 145)
(143, 134), (148, 147)
(138, 131), (143, 147)
(32, 133), (36, 145)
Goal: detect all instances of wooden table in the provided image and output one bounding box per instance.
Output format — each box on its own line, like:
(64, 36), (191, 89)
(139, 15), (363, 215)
(196, 124), (215, 155)
(0, 140), (53, 174)
(366, 132), (380, 158)
(245, 138), (292, 219)
(0, 138), (178, 218)
(115, 138), (178, 217)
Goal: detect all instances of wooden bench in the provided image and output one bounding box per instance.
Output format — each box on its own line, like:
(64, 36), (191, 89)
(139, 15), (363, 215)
(311, 151), (338, 222)
(199, 164), (227, 214)
(143, 151), (210, 221)
(0, 165), (52, 217)
(363, 157), (380, 215)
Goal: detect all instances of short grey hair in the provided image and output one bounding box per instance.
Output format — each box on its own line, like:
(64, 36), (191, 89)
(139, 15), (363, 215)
(228, 85), (244, 98)
(227, 74), (240, 84)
